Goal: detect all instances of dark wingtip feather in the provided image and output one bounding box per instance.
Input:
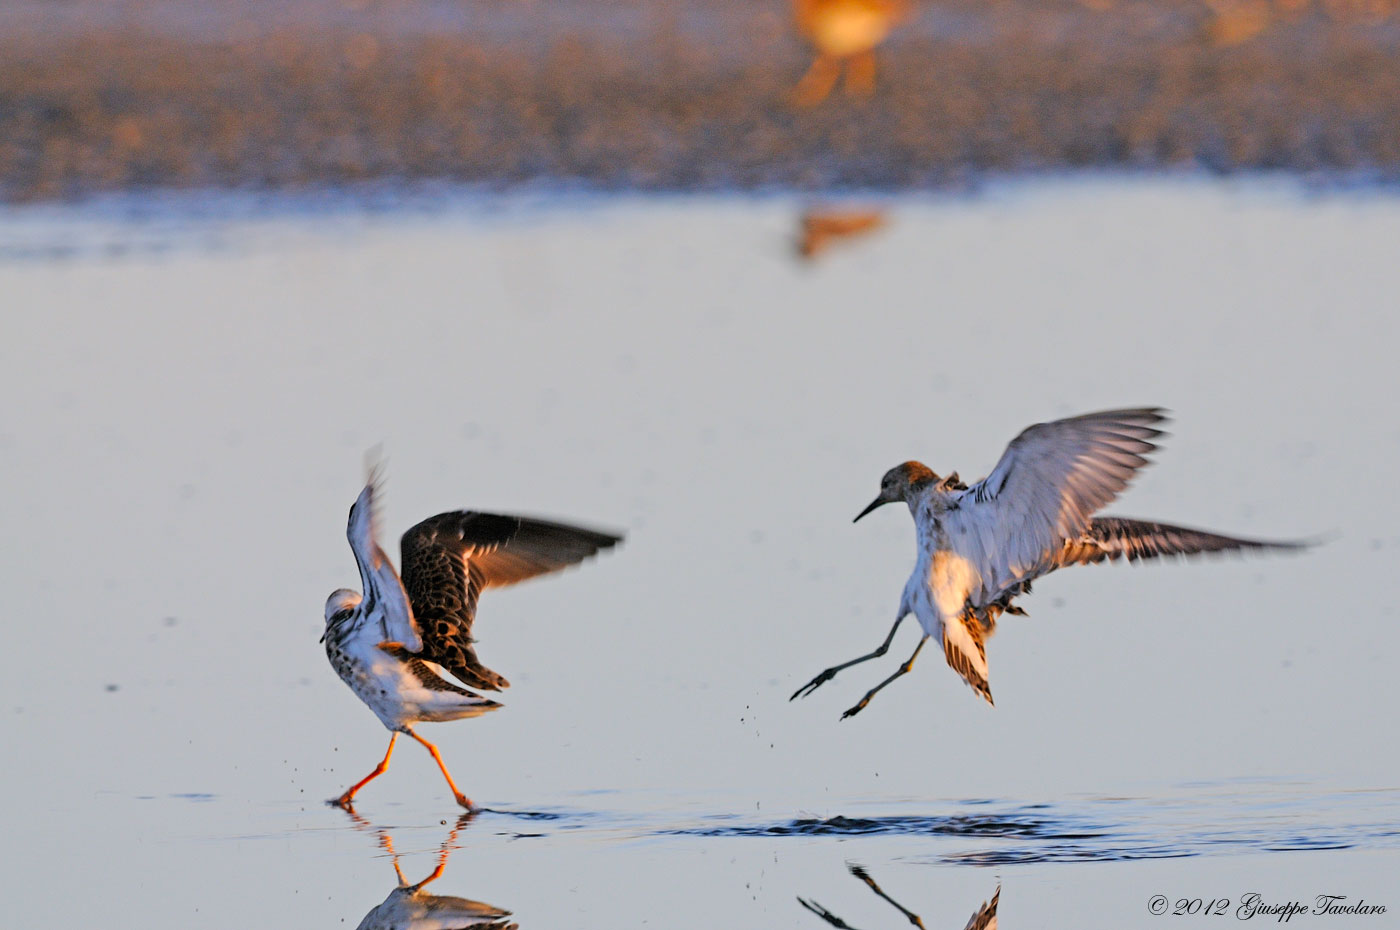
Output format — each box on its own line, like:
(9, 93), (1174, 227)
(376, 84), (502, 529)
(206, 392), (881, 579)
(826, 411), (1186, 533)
(1065, 516), (1316, 568)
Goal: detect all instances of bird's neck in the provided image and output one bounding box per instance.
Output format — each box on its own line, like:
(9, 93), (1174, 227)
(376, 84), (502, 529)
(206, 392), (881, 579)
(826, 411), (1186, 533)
(907, 486), (956, 535)
(325, 605), (368, 647)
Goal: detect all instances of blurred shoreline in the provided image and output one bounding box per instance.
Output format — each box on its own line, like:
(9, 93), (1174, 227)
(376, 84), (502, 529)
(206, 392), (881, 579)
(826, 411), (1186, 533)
(3, 0), (1399, 202)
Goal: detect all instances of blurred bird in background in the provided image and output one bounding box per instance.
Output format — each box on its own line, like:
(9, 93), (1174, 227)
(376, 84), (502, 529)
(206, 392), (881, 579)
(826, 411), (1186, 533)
(791, 0), (911, 105)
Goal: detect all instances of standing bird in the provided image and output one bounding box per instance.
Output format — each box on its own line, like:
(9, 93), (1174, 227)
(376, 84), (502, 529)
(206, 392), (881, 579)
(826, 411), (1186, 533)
(323, 468), (622, 808)
(792, 408), (1306, 717)
(792, 0), (911, 107)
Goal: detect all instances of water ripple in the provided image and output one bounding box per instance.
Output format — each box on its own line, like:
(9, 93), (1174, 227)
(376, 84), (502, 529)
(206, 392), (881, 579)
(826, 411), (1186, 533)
(671, 810), (1106, 841)
(662, 786), (1400, 865)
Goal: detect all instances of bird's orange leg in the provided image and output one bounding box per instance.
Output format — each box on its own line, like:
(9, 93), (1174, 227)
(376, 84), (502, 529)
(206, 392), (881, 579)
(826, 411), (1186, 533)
(409, 857), (449, 891)
(408, 810), (476, 889)
(793, 53), (842, 107)
(845, 50), (878, 98)
(406, 728), (474, 810)
(332, 733), (397, 808)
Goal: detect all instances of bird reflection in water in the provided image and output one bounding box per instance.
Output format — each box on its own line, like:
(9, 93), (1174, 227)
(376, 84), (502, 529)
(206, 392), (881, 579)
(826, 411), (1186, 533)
(792, 0), (910, 106)
(799, 863), (999, 930)
(797, 208), (888, 260)
(343, 808), (517, 930)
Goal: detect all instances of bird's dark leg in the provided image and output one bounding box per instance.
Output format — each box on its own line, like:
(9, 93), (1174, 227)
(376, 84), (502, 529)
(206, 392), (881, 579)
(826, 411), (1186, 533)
(791, 613), (909, 701)
(331, 733), (398, 808)
(797, 896), (866, 929)
(841, 636), (929, 719)
(849, 864), (927, 929)
(406, 727), (474, 810)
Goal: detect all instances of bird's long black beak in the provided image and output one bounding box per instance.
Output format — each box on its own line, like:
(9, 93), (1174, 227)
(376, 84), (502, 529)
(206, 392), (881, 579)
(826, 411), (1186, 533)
(854, 497), (889, 523)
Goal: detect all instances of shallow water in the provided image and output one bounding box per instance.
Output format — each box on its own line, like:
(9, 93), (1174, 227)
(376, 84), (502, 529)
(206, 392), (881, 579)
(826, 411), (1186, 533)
(2, 177), (1399, 927)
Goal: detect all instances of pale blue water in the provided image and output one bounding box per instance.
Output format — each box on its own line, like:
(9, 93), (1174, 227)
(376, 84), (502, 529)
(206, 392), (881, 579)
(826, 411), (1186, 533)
(2, 177), (1398, 927)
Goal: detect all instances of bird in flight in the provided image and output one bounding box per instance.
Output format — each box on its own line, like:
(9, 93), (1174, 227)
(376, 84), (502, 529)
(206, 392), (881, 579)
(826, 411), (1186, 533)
(323, 465), (622, 809)
(791, 408), (1305, 717)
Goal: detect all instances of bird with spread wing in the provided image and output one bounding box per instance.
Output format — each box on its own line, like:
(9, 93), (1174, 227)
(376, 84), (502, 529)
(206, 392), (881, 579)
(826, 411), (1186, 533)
(792, 408), (1307, 717)
(322, 466), (622, 809)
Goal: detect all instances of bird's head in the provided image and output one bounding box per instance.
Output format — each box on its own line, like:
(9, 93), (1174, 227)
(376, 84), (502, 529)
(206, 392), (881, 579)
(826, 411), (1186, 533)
(854, 461), (939, 522)
(322, 588), (363, 640)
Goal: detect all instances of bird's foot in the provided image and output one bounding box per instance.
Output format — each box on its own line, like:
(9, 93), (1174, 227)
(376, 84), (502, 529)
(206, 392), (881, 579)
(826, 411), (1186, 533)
(840, 696), (872, 720)
(453, 793), (477, 812)
(798, 897), (857, 928)
(791, 668), (838, 701)
(329, 793), (357, 810)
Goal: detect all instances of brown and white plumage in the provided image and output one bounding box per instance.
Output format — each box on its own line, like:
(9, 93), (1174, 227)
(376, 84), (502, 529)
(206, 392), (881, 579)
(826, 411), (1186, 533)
(962, 886), (999, 930)
(794, 408), (1307, 715)
(323, 468), (622, 808)
(399, 511), (624, 692)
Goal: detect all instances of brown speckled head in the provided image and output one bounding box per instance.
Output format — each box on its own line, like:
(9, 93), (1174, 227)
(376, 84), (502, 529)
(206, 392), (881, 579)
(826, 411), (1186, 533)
(855, 460), (940, 522)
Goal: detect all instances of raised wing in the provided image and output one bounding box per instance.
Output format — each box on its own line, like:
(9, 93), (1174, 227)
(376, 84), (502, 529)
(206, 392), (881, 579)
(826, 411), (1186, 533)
(347, 475), (423, 653)
(399, 511), (623, 692)
(963, 886), (1000, 930)
(950, 408), (1167, 605)
(1058, 517), (1307, 567)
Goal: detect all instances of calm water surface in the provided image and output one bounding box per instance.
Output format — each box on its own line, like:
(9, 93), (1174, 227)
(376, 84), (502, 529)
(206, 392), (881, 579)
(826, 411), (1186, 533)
(2, 178), (1399, 927)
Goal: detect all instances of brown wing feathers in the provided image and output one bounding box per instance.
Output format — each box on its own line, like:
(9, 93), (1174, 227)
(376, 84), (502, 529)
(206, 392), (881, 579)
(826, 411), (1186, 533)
(400, 511), (622, 692)
(1059, 517), (1306, 567)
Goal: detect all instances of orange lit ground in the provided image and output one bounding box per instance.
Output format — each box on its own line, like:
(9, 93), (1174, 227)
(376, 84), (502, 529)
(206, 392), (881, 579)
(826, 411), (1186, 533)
(1, 0), (1397, 201)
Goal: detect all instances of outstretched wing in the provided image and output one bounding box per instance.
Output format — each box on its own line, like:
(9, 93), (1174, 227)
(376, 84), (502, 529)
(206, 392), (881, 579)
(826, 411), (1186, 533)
(347, 473), (423, 653)
(1058, 517), (1307, 567)
(416, 894), (514, 928)
(948, 408), (1168, 607)
(399, 511), (623, 691)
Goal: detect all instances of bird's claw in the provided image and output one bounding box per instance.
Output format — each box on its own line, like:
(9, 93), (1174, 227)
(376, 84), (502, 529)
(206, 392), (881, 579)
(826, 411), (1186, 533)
(790, 668), (837, 701)
(454, 794), (477, 812)
(797, 896), (857, 928)
(840, 700), (867, 720)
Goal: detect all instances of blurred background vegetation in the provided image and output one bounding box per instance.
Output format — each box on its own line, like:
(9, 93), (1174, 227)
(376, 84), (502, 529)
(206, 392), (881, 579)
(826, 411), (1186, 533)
(2, 0), (1398, 201)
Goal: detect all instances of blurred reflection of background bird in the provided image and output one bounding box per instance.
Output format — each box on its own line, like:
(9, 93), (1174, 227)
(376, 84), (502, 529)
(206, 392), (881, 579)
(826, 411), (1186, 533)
(800, 863), (999, 929)
(345, 809), (518, 930)
(796, 207), (888, 260)
(323, 463), (622, 809)
(792, 0), (911, 106)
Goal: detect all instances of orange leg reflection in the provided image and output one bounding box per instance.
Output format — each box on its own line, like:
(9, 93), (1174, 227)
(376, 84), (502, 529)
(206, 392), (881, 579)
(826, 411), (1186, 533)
(340, 806), (478, 890)
(406, 727), (474, 810)
(409, 812), (471, 888)
(334, 733), (397, 808)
